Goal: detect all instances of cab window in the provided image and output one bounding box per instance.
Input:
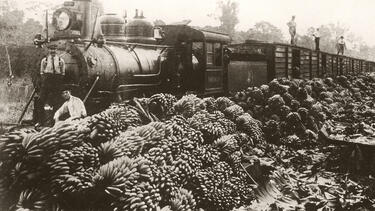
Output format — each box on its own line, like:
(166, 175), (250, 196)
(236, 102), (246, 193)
(206, 42), (223, 66)
(206, 43), (214, 65)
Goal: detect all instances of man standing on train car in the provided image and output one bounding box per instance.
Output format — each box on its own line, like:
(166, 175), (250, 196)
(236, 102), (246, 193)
(38, 44), (66, 124)
(313, 28), (320, 51)
(287, 16), (297, 45)
(337, 36), (346, 55)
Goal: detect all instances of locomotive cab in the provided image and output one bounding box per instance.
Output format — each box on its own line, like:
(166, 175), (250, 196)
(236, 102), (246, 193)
(160, 25), (230, 95)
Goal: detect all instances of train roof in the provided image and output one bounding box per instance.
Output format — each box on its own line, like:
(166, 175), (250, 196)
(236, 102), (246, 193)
(229, 40), (374, 62)
(160, 25), (230, 44)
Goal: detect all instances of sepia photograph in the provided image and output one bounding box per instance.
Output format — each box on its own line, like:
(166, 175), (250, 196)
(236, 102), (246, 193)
(0, 0), (375, 210)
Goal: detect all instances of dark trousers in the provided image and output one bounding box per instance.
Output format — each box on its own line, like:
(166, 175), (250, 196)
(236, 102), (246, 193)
(315, 37), (320, 51)
(39, 73), (64, 107)
(37, 73), (64, 125)
(337, 44), (345, 55)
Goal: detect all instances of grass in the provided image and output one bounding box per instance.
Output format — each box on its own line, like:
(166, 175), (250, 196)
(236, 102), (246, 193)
(0, 77), (34, 134)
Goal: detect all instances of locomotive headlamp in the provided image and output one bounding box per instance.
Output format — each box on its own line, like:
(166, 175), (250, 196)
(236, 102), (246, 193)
(55, 11), (71, 31)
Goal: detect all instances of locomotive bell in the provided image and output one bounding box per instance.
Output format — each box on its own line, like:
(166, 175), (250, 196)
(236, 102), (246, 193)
(124, 10), (156, 44)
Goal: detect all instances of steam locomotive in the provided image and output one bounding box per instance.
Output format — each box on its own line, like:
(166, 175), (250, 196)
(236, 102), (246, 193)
(30, 0), (374, 124)
(32, 0), (231, 122)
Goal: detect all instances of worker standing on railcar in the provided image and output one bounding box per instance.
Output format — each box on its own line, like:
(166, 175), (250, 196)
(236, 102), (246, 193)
(313, 28), (320, 51)
(337, 36), (346, 55)
(287, 16), (297, 45)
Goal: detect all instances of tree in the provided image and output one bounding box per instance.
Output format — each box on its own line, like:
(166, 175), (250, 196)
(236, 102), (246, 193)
(0, 9), (43, 46)
(217, 0), (239, 37)
(231, 21), (284, 44)
(154, 19), (166, 26)
(297, 27), (315, 49)
(247, 21), (285, 43)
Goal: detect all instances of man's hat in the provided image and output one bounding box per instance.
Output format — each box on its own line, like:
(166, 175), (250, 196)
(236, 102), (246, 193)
(60, 85), (72, 92)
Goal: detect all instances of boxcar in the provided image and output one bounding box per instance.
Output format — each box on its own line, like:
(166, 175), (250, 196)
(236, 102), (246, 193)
(228, 40), (374, 91)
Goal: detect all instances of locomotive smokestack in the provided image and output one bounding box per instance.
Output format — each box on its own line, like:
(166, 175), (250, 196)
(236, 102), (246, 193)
(74, 0), (92, 39)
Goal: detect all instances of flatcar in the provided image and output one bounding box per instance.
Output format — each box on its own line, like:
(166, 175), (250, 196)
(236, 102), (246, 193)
(228, 40), (375, 91)
(30, 0), (231, 124)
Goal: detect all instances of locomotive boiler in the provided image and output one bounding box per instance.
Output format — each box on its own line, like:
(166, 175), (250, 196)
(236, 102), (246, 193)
(32, 0), (230, 123)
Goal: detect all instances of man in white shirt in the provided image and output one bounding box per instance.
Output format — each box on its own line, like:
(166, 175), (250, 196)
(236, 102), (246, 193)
(313, 28), (320, 51)
(287, 16), (297, 45)
(54, 89), (87, 123)
(337, 36), (346, 55)
(39, 44), (65, 108)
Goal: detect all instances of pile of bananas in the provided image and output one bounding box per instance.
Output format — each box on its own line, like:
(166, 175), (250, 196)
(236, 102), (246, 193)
(0, 92), (269, 210)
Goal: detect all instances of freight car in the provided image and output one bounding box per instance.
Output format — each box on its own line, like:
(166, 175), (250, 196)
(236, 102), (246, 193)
(28, 0), (230, 125)
(228, 40), (375, 91)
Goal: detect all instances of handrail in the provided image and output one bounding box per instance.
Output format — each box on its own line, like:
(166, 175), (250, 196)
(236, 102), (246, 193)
(83, 76), (99, 103)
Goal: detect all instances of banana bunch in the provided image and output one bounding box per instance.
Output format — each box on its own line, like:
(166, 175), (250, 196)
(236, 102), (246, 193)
(0, 131), (26, 162)
(227, 151), (246, 179)
(282, 92), (294, 106)
(209, 110), (226, 121)
(148, 93), (177, 118)
(47, 142), (98, 194)
(166, 116), (203, 148)
(285, 112), (306, 136)
(148, 121), (173, 139)
(215, 97), (235, 112)
(268, 94), (286, 112)
(92, 156), (152, 198)
(174, 94), (205, 118)
(0, 176), (9, 209)
(109, 104), (143, 128)
(200, 122), (226, 144)
(179, 150), (203, 170)
(228, 177), (255, 204)
(263, 120), (281, 144)
(8, 160), (45, 190)
(188, 110), (212, 131)
(171, 159), (194, 186)
(213, 135), (240, 157)
(115, 182), (161, 211)
(167, 136), (195, 159)
(236, 113), (265, 144)
(224, 105), (245, 121)
(205, 186), (242, 211)
(151, 165), (179, 201)
(195, 145), (221, 167)
(112, 131), (146, 158)
(217, 118), (237, 135)
(169, 188), (196, 211)
(208, 161), (233, 182)
(144, 146), (173, 166)
(88, 110), (123, 144)
(202, 97), (218, 113)
(14, 189), (48, 210)
(97, 140), (126, 165)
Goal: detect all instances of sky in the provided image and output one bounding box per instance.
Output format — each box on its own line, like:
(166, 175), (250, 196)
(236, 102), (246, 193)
(15, 0), (375, 45)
